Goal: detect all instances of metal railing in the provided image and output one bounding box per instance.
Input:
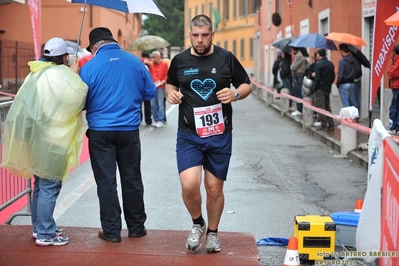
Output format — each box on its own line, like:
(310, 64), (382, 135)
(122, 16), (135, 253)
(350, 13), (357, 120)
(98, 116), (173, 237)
(0, 39), (35, 95)
(0, 97), (32, 224)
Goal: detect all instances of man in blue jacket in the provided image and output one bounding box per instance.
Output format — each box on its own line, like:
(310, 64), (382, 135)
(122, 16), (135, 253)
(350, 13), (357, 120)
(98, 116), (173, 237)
(80, 27), (156, 243)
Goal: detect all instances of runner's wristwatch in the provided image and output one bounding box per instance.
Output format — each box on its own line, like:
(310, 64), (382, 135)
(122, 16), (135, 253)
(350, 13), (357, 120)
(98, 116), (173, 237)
(234, 91), (240, 102)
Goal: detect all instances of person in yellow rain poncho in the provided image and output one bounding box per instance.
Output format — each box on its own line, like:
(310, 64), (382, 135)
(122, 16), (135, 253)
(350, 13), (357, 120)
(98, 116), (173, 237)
(1, 37), (88, 247)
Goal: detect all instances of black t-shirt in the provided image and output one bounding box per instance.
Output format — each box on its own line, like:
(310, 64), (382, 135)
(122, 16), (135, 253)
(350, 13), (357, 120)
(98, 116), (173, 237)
(167, 46), (250, 134)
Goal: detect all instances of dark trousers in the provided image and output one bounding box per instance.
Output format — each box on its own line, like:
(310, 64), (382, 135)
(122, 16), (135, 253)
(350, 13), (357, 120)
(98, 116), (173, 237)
(86, 129), (146, 237)
(389, 89), (399, 130)
(141, 100), (152, 125)
(314, 90), (334, 129)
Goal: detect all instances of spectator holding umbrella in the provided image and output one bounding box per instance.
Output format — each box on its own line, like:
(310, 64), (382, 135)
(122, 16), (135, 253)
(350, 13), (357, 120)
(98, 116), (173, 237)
(337, 43), (356, 108)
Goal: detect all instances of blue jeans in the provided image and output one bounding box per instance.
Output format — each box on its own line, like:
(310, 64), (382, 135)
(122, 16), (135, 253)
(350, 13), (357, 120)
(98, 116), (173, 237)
(338, 83), (354, 108)
(294, 75), (304, 112)
(389, 90), (399, 130)
(31, 175), (62, 239)
(151, 88), (165, 122)
(352, 80), (361, 111)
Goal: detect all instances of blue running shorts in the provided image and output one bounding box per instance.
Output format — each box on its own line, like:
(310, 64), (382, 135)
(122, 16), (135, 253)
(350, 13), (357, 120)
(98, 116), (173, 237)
(176, 130), (232, 181)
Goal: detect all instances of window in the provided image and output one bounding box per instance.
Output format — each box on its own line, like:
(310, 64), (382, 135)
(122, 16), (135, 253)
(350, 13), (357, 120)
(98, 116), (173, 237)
(209, 3), (213, 18)
(249, 38), (254, 59)
(188, 8), (192, 26)
(223, 0), (230, 20)
(201, 4), (205, 14)
(233, 40), (237, 56)
(195, 6), (198, 16)
(233, 0), (237, 18)
(240, 39), (245, 59)
(224, 40), (228, 50)
(276, 0), (282, 14)
(248, 0), (261, 14)
(239, 0), (247, 17)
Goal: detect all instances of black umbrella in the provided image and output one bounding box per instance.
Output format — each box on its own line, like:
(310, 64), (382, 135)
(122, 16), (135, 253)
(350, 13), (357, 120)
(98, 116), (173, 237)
(347, 44), (370, 68)
(271, 38), (291, 53)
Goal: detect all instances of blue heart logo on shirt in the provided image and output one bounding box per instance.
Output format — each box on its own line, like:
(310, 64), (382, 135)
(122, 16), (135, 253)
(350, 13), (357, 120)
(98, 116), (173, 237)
(190, 78), (217, 101)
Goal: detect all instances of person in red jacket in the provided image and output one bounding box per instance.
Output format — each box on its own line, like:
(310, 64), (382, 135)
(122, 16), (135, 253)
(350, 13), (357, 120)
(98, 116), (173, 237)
(145, 50), (169, 128)
(387, 44), (399, 134)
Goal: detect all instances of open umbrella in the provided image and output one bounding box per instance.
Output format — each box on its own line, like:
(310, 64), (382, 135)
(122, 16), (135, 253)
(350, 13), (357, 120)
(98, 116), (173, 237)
(347, 44), (370, 68)
(129, 35), (170, 51)
(326, 32), (366, 46)
(289, 33), (338, 50)
(271, 38), (291, 53)
(66, 0), (166, 60)
(384, 12), (399, 26)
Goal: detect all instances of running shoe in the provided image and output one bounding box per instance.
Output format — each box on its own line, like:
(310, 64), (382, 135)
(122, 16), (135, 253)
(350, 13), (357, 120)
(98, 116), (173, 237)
(205, 232), (221, 253)
(186, 223), (206, 251)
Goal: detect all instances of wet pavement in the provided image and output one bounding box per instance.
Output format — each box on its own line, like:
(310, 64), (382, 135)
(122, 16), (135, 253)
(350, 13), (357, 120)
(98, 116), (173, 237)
(0, 88), (374, 266)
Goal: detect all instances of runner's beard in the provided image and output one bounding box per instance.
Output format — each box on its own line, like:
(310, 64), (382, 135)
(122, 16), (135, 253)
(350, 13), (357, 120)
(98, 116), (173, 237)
(193, 44), (211, 56)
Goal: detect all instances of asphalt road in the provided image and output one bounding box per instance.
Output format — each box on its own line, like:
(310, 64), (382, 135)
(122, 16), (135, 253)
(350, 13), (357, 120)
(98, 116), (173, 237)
(11, 93), (370, 265)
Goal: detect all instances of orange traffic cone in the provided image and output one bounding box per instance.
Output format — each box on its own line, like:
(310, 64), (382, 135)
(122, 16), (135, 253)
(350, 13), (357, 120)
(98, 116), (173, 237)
(283, 236), (300, 266)
(354, 199), (363, 213)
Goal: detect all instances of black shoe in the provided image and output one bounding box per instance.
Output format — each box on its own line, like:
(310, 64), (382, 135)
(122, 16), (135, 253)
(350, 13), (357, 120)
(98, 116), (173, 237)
(98, 230), (121, 243)
(128, 227), (147, 238)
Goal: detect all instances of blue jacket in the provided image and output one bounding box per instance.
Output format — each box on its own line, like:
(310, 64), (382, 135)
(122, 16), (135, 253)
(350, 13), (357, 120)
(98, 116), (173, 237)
(337, 54), (356, 87)
(81, 43), (155, 131)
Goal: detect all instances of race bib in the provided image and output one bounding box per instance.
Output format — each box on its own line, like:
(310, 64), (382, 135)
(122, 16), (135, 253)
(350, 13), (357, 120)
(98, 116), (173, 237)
(193, 103), (225, 138)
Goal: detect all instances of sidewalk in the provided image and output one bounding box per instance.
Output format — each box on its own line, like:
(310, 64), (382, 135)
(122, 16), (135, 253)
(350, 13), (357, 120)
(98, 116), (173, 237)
(261, 87), (379, 170)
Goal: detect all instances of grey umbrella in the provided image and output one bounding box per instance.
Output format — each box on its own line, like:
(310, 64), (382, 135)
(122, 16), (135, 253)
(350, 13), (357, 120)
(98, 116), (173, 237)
(129, 35), (170, 51)
(271, 38), (291, 53)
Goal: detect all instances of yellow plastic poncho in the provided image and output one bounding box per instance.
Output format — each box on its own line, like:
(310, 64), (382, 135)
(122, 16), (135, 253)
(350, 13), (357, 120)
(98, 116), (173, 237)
(1, 61), (88, 182)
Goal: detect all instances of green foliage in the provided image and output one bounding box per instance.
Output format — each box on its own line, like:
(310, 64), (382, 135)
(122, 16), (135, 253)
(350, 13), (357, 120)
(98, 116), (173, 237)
(142, 0), (184, 49)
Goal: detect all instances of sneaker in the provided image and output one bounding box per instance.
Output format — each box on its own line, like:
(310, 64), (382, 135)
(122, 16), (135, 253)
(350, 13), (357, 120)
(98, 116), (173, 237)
(205, 232), (221, 253)
(313, 121), (321, 127)
(291, 110), (302, 116)
(35, 236), (69, 246)
(155, 121), (164, 128)
(33, 228), (64, 239)
(387, 129), (397, 135)
(151, 121), (157, 127)
(186, 223), (206, 251)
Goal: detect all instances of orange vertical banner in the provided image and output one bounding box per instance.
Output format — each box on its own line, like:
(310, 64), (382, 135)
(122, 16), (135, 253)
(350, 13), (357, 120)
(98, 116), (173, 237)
(369, 1), (399, 110)
(29, 0), (41, 60)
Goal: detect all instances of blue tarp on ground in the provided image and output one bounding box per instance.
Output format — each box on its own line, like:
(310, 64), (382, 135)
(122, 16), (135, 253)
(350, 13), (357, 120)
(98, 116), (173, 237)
(256, 237), (289, 246)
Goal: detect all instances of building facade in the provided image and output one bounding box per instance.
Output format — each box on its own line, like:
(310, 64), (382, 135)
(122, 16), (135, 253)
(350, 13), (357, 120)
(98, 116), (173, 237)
(0, 0), (142, 93)
(185, 0), (259, 74)
(253, 0), (390, 120)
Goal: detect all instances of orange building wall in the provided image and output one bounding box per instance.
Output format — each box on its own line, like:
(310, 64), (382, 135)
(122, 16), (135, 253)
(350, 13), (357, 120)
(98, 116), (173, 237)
(185, 0), (255, 72)
(255, 0), (363, 85)
(0, 0), (141, 56)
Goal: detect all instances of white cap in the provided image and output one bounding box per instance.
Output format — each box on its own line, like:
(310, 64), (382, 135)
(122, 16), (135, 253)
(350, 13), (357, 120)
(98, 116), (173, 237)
(43, 37), (74, 57)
